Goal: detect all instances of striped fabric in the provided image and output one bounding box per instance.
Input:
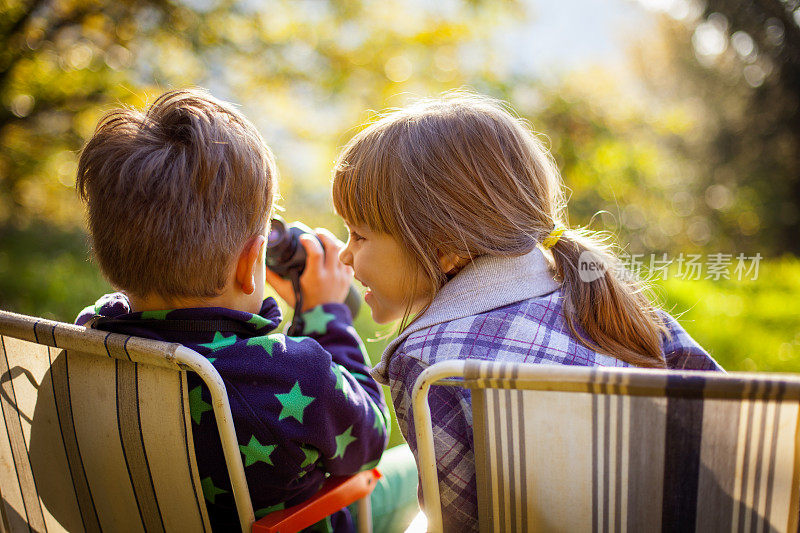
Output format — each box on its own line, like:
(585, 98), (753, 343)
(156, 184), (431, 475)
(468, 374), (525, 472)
(0, 310), (212, 532)
(457, 361), (800, 532)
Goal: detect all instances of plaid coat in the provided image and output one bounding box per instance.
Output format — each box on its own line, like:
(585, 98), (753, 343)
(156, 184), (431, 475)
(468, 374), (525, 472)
(372, 248), (722, 532)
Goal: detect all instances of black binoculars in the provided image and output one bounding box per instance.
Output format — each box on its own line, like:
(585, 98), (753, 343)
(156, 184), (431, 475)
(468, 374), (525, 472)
(266, 216), (361, 320)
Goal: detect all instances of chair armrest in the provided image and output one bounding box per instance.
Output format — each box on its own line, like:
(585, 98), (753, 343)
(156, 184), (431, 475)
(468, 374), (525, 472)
(251, 469), (381, 533)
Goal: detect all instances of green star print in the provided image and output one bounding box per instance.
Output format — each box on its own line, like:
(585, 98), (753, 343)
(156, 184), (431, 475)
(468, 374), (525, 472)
(300, 446), (319, 468)
(276, 381), (315, 423)
(255, 503), (285, 518)
(201, 477), (227, 504)
(247, 314), (270, 329)
(239, 436), (276, 467)
(189, 386), (212, 424)
(302, 306), (336, 335)
(199, 331), (237, 351)
(370, 401), (385, 435)
(332, 364), (349, 399)
(333, 426), (357, 459)
(140, 309), (171, 320)
(246, 334), (284, 356)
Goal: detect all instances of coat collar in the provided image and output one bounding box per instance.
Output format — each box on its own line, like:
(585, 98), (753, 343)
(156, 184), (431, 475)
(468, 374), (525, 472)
(372, 247), (561, 383)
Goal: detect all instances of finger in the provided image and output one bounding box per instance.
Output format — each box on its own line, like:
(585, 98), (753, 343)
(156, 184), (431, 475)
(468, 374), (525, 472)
(265, 268), (286, 287)
(265, 270), (295, 305)
(315, 229), (344, 270)
(299, 234), (324, 276)
(265, 269), (292, 290)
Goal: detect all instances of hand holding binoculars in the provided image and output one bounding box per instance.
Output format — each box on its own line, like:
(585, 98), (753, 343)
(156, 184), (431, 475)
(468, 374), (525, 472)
(266, 216), (361, 329)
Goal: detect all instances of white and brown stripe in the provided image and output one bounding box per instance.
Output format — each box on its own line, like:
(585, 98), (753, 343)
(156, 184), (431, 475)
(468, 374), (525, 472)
(0, 311), (211, 532)
(459, 360), (800, 532)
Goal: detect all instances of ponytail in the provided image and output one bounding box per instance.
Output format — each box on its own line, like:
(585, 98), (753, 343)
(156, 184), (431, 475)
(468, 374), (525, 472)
(549, 227), (668, 369)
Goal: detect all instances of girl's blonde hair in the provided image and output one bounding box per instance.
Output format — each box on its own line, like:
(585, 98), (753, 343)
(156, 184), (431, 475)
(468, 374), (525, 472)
(332, 92), (668, 368)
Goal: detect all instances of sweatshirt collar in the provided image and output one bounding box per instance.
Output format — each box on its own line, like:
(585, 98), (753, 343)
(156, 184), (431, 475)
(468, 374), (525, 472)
(371, 247), (561, 383)
(86, 292), (283, 335)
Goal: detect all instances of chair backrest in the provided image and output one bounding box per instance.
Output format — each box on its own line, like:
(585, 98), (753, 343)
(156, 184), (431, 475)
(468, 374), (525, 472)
(0, 310), (253, 533)
(412, 360), (800, 533)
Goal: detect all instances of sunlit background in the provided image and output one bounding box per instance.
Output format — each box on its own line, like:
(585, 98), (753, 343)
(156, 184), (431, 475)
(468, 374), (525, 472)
(2, 0), (800, 443)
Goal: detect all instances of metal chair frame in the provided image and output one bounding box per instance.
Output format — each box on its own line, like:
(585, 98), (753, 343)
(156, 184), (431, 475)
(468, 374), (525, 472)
(0, 309), (376, 533)
(412, 360), (800, 532)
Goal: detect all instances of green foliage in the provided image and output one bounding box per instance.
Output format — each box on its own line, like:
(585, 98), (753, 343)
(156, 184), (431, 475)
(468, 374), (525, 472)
(0, 223), (110, 320)
(654, 256), (800, 373)
(629, 12), (800, 255)
(0, 0), (517, 229)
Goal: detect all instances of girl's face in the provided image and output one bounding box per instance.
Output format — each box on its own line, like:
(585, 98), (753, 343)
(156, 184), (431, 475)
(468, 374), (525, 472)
(339, 221), (430, 324)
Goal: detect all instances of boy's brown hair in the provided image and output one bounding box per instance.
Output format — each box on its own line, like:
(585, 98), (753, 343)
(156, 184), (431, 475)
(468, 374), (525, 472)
(77, 88), (275, 299)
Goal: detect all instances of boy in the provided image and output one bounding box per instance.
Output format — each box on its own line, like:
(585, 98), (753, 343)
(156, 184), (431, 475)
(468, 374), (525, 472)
(74, 89), (389, 531)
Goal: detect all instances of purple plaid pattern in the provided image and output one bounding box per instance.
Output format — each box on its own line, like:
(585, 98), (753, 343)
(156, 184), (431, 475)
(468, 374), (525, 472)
(387, 290), (721, 532)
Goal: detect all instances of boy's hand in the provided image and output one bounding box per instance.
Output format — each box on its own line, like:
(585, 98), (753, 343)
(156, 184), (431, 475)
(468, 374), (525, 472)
(266, 228), (353, 312)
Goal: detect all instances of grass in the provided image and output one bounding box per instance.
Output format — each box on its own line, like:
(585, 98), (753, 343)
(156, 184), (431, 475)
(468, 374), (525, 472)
(653, 256), (800, 372)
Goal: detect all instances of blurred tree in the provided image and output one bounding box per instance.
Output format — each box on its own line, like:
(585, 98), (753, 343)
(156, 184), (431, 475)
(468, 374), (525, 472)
(0, 0), (519, 231)
(484, 67), (710, 255)
(0, 0), (521, 315)
(629, 1), (800, 255)
(0, 0), (205, 226)
(700, 0), (800, 251)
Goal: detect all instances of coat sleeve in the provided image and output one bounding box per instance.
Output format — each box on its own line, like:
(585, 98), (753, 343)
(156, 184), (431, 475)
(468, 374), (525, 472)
(659, 310), (724, 371)
(248, 303), (389, 476)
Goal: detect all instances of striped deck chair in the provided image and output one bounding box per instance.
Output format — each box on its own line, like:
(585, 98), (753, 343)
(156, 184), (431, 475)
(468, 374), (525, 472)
(0, 310), (378, 533)
(412, 360), (800, 533)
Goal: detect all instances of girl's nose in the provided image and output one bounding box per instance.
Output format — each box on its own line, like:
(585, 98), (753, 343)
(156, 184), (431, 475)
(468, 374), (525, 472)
(339, 244), (353, 267)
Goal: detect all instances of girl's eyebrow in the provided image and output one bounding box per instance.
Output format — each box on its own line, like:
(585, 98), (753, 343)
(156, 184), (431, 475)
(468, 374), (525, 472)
(346, 221), (368, 233)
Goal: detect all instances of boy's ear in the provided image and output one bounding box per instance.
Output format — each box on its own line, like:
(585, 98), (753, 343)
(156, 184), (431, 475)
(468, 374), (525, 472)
(236, 235), (266, 295)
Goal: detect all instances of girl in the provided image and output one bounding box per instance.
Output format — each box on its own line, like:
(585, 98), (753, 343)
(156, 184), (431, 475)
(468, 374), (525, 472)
(332, 93), (721, 531)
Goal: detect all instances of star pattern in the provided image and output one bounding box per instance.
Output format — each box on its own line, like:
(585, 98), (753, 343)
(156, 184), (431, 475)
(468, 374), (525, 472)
(239, 436), (276, 467)
(81, 291), (393, 519)
(300, 446), (319, 468)
(189, 386), (212, 424)
(332, 364), (348, 399)
(332, 425), (357, 460)
(255, 503), (285, 518)
(276, 381), (315, 423)
(369, 401), (386, 435)
(201, 477), (227, 504)
(247, 314), (270, 329)
(199, 331), (237, 351)
(301, 306), (336, 335)
(140, 309), (171, 320)
(246, 334), (284, 356)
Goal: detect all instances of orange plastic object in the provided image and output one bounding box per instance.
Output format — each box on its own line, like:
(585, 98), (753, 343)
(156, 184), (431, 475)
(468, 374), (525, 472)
(251, 469), (382, 533)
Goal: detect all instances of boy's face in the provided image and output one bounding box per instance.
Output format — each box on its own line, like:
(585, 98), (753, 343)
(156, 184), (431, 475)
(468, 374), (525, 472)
(339, 221), (429, 324)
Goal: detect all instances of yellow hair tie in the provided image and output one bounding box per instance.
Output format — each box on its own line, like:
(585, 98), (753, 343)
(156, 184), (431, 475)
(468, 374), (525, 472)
(541, 222), (566, 250)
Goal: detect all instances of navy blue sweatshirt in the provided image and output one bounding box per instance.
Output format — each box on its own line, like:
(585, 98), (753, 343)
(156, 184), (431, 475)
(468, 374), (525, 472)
(77, 293), (389, 530)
